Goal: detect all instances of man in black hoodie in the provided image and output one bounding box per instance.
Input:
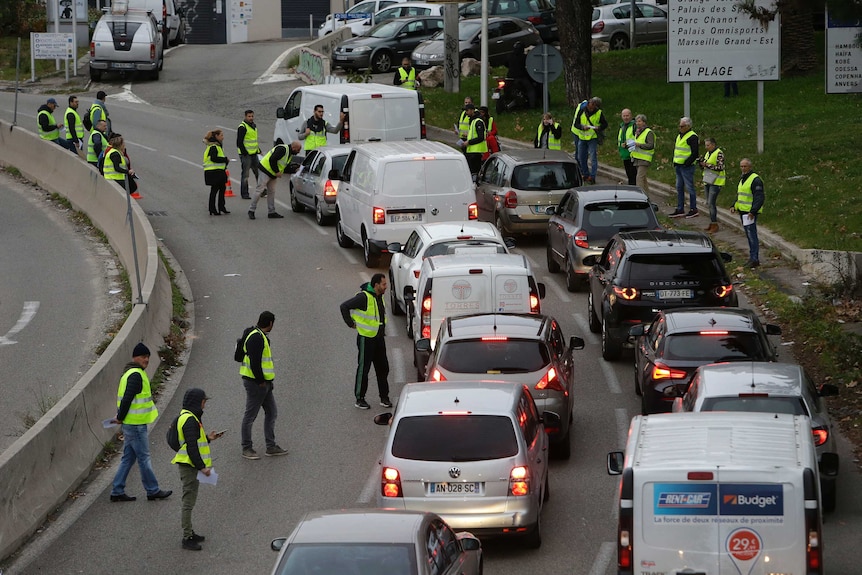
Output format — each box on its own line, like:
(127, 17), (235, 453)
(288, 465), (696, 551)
(172, 387), (223, 551)
(340, 273), (391, 410)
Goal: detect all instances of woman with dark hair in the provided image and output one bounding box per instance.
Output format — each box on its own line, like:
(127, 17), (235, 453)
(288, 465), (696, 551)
(203, 129), (230, 215)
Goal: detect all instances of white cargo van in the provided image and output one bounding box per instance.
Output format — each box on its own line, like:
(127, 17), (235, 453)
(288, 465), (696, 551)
(606, 412), (835, 575)
(410, 253), (546, 377)
(273, 83), (426, 150)
(334, 141), (478, 267)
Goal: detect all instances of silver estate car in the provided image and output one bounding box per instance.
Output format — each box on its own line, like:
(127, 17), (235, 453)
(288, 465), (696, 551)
(374, 381), (558, 548)
(289, 145), (353, 226)
(672, 361), (840, 512)
(269, 509), (482, 575)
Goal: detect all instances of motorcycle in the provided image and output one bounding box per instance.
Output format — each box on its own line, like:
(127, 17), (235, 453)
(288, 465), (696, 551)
(492, 76), (547, 114)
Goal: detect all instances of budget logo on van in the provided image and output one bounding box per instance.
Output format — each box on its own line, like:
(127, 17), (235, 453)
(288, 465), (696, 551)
(719, 484), (784, 516)
(653, 483), (717, 515)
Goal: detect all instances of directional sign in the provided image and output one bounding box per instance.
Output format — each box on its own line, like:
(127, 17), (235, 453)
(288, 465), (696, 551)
(31, 32), (74, 60)
(334, 12), (372, 19)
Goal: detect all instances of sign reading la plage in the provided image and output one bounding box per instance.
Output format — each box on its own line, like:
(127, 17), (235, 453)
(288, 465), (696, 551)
(668, 0), (780, 82)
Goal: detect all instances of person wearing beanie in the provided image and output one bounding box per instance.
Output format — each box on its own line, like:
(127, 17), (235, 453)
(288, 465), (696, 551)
(172, 388), (223, 551)
(109, 343), (173, 503)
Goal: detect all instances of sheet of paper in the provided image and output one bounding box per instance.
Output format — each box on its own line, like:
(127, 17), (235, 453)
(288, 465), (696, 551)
(742, 213), (755, 226)
(198, 469), (218, 485)
(102, 418), (119, 429)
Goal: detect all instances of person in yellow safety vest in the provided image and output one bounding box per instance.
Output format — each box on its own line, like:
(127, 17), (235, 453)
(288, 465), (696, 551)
(203, 129), (230, 215)
(698, 137), (726, 233)
(571, 96), (607, 184)
(64, 95), (85, 154)
(617, 108), (636, 185)
(535, 112), (562, 150)
(393, 57), (419, 90)
(730, 157), (765, 269)
(109, 342), (173, 503)
(89, 90), (112, 137)
(453, 96), (474, 142)
(239, 311), (288, 459)
(458, 103), (487, 178)
(236, 109), (261, 199)
(86, 119), (108, 169)
(172, 387), (224, 551)
(669, 116), (700, 219)
(340, 273), (391, 410)
(102, 133), (138, 194)
(479, 106), (499, 161)
(630, 113), (655, 199)
(248, 140), (302, 219)
(298, 104), (345, 153)
(37, 97), (76, 153)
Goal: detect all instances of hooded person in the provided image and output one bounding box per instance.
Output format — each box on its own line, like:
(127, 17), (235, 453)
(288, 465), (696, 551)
(172, 387), (224, 551)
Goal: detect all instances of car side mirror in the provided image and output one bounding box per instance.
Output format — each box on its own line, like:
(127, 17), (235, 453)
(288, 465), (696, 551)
(651, 202), (659, 212)
(765, 324), (781, 335)
(818, 383), (840, 397)
(607, 451), (624, 475)
(276, 107), (286, 119)
(583, 254), (600, 267)
(720, 252), (733, 263)
(328, 168), (340, 180)
(373, 413), (393, 426)
(629, 324), (645, 338)
(537, 282), (546, 299)
(271, 537), (287, 552)
(460, 536), (481, 551)
(569, 336), (585, 350)
(472, 36), (481, 44)
(415, 338), (432, 353)
(387, 242), (404, 253)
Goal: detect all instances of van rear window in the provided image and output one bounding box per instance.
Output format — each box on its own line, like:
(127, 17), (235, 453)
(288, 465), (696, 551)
(108, 22), (143, 39)
(437, 339), (550, 374)
(392, 415), (517, 461)
(381, 159), (469, 196)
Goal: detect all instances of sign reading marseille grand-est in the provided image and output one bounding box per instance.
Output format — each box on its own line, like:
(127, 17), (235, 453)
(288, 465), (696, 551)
(667, 0), (780, 83)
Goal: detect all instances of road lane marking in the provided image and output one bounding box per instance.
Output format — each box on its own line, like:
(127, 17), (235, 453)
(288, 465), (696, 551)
(587, 541), (616, 575)
(300, 212), (330, 236)
(169, 154), (200, 169)
(571, 312), (598, 345)
(0, 301), (40, 345)
(542, 274), (571, 303)
(126, 141), (156, 152)
(114, 83), (149, 105)
(599, 355), (622, 394)
(615, 408), (630, 448)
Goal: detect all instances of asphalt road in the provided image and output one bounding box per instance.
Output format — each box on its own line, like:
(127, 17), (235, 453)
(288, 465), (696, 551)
(0, 41), (860, 575)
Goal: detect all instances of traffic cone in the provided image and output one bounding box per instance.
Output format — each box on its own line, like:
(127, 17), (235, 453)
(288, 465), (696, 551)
(225, 169), (235, 197)
(130, 190), (142, 200)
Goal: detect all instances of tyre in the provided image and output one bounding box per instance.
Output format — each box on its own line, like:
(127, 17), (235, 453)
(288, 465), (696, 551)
(523, 514), (542, 549)
(90, 69), (102, 82)
(389, 270), (405, 316)
(150, 67), (160, 81)
(822, 477), (837, 513)
(587, 292), (601, 334)
(363, 232), (380, 268)
(543, 474), (550, 502)
(552, 429), (571, 460)
(546, 244), (560, 273)
(601, 314), (622, 361)
(406, 303), (415, 339)
(370, 50), (392, 73)
(634, 364), (643, 396)
(289, 185), (305, 213)
(610, 33), (629, 51)
(336, 215), (354, 248)
(495, 213), (506, 235)
(314, 200), (329, 225)
(565, 259), (581, 292)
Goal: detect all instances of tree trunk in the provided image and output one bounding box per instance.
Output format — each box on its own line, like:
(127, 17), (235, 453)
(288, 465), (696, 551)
(556, 0), (594, 106)
(779, 0), (816, 75)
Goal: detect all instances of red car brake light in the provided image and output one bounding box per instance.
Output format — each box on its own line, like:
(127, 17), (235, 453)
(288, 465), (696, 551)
(430, 369), (446, 382)
(535, 367), (565, 392)
(812, 426), (829, 447)
(651, 364), (688, 380)
(613, 286), (638, 300)
(592, 21), (605, 34)
(714, 284), (734, 298)
(323, 180), (337, 199)
(381, 467), (402, 498)
(504, 190), (518, 208)
(574, 229), (589, 249)
(468, 202), (478, 220)
(420, 297), (432, 339)
(497, 78), (506, 89)
(372, 207), (385, 225)
(509, 466), (529, 496)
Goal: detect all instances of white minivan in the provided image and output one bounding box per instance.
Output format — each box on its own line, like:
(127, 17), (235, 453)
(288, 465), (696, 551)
(334, 141), (478, 267)
(607, 412), (835, 575)
(274, 83), (426, 150)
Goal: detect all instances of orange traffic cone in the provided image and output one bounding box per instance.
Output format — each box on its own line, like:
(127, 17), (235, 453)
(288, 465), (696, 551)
(130, 191), (142, 200)
(225, 169), (235, 197)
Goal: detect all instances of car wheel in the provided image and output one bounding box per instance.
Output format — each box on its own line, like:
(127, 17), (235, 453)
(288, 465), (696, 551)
(565, 259), (581, 292)
(543, 473), (550, 502)
(150, 67), (160, 81)
(822, 477), (837, 513)
(90, 69), (102, 81)
(610, 32), (629, 51)
(336, 214), (354, 248)
(390, 270), (405, 316)
(523, 513), (542, 549)
(406, 302), (415, 339)
(370, 50), (392, 73)
(634, 362), (643, 396)
(363, 232), (380, 268)
(494, 213), (506, 235)
(546, 244), (560, 273)
(587, 292), (601, 334)
(314, 200), (329, 225)
(552, 429), (571, 460)
(640, 393), (649, 416)
(289, 184), (304, 213)
(602, 314), (622, 361)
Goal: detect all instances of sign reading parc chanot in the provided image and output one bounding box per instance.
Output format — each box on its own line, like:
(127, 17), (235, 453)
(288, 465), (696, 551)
(667, 0), (780, 83)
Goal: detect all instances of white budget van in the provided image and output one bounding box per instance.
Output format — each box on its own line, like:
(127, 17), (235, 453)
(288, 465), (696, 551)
(273, 83), (426, 150)
(409, 253), (546, 378)
(334, 141), (478, 267)
(606, 412), (835, 575)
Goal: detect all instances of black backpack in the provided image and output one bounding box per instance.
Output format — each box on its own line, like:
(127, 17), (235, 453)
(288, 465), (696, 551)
(82, 108), (93, 131)
(234, 326), (257, 362)
(166, 415), (181, 452)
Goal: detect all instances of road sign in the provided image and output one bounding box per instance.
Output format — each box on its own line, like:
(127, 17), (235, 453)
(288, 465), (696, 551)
(526, 44), (563, 84)
(31, 32), (74, 59)
(334, 12), (372, 19)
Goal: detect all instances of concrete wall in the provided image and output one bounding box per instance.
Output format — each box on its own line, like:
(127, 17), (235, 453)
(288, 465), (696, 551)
(0, 122), (173, 561)
(248, 0), (282, 41)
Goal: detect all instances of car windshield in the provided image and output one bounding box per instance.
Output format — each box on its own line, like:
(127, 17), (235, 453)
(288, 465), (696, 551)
(699, 396), (808, 416)
(276, 543), (416, 575)
(627, 253), (724, 281)
(370, 20), (402, 37)
(662, 332), (767, 361)
(512, 162), (580, 190)
(425, 241), (506, 258)
(459, 21), (482, 40)
(582, 201), (656, 235)
(393, 415), (517, 461)
(436, 339), (550, 373)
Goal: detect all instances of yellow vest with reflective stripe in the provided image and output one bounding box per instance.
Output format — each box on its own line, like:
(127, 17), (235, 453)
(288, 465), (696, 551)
(458, 110), (471, 139)
(398, 67), (416, 89)
(37, 109), (59, 141)
(103, 149), (127, 181)
(537, 122), (561, 150)
(571, 102), (601, 140)
(117, 367), (158, 424)
(171, 410), (212, 467)
(89, 103), (106, 127)
(466, 118), (488, 154)
(87, 130), (105, 163)
(735, 172), (763, 214)
(702, 147), (726, 186)
(673, 131), (697, 165)
(617, 121), (635, 159)
(65, 107), (84, 139)
(630, 128), (654, 162)
(203, 143), (226, 171)
(351, 291), (384, 338)
(261, 145), (290, 175)
(304, 125), (328, 152)
(239, 328), (275, 380)
(237, 121), (260, 155)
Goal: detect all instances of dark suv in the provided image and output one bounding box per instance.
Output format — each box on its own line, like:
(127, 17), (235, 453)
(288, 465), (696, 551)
(584, 230), (737, 361)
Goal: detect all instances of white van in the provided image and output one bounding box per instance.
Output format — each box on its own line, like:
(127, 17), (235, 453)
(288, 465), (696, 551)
(334, 141), (478, 267)
(273, 83), (426, 150)
(607, 412), (834, 575)
(410, 253), (546, 377)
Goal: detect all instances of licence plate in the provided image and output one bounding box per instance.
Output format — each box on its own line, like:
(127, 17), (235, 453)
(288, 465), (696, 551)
(112, 62), (135, 69)
(530, 205), (547, 214)
(429, 482), (482, 495)
(492, 92), (500, 99)
(390, 213), (421, 223)
(658, 289), (693, 299)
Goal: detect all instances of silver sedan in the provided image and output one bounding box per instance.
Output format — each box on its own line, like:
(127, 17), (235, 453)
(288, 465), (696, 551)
(289, 145), (353, 226)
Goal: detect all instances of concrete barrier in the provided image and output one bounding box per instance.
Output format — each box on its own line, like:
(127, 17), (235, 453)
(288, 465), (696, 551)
(0, 122), (173, 561)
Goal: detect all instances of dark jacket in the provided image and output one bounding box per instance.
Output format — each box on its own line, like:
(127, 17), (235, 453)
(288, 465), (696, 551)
(340, 283), (386, 339)
(260, 145), (291, 178)
(242, 328), (270, 382)
(740, 172), (765, 214)
(535, 122), (562, 148)
(116, 361), (143, 422)
(465, 117), (486, 147)
(179, 388), (208, 469)
(204, 143), (229, 186)
(236, 121), (257, 155)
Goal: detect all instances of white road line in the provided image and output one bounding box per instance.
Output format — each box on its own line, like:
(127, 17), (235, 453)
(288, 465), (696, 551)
(599, 356), (622, 394)
(253, 46), (300, 85)
(126, 141), (156, 152)
(0, 301), (40, 345)
(542, 274), (571, 303)
(216, 125), (236, 133)
(615, 408), (630, 448)
(358, 459), (381, 504)
(114, 83), (149, 105)
(169, 154), (200, 169)
(338, 243), (361, 265)
(571, 312), (598, 345)
(587, 541), (616, 575)
(300, 213), (331, 236)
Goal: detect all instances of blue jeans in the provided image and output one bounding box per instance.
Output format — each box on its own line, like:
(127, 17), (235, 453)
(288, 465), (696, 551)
(742, 213), (759, 263)
(577, 138), (598, 179)
(705, 184), (722, 222)
(111, 423), (161, 496)
(674, 164), (696, 211)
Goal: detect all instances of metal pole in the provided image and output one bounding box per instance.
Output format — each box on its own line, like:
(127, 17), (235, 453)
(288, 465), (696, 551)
(629, 0), (636, 49)
(757, 81), (764, 154)
(542, 47), (549, 114)
(55, 0), (61, 71)
(310, 14), (313, 38)
(125, 172), (144, 305)
(72, 0), (78, 76)
(480, 0), (488, 107)
(14, 38), (21, 127)
(31, 33), (36, 83)
(683, 82), (690, 119)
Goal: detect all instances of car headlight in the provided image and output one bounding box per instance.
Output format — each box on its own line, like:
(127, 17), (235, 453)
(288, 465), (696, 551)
(352, 46), (372, 53)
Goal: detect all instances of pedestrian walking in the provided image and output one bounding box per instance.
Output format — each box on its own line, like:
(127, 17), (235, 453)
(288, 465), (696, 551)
(340, 273), (391, 410)
(86, 119), (108, 170)
(670, 116), (700, 218)
(103, 134), (138, 194)
(393, 57), (419, 89)
(631, 114), (655, 198)
(248, 140), (302, 220)
(535, 112), (561, 150)
(298, 104), (344, 153)
(570, 97), (607, 184)
(171, 387), (224, 551)
(109, 343), (172, 503)
(457, 103), (486, 178)
(236, 109), (260, 200)
(64, 95), (86, 155)
(698, 137), (726, 233)
(239, 311), (288, 459)
(731, 157), (764, 269)
(617, 108), (636, 185)
(37, 97), (76, 153)
(478, 106), (499, 161)
(203, 129), (230, 215)
(89, 90), (112, 136)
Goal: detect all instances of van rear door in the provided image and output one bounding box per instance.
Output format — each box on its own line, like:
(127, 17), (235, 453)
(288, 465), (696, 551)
(349, 94), (422, 142)
(429, 271), (492, 345)
(493, 273), (530, 313)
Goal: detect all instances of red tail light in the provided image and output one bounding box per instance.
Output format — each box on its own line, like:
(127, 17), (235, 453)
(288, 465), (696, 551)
(613, 286), (638, 300)
(504, 190), (518, 208)
(651, 364), (688, 381)
(497, 78), (506, 89)
(90, 41), (95, 57)
(381, 467), (402, 498)
(413, 270), (421, 279)
(373, 207), (385, 224)
(150, 43), (156, 60)
(323, 181), (337, 200)
(527, 16), (542, 24)
(618, 524), (632, 569)
(530, 293), (540, 313)
(430, 369), (446, 382)
(812, 426), (829, 447)
(535, 367), (565, 392)
(574, 229), (589, 249)
(592, 21), (605, 34)
(468, 202), (478, 220)
(421, 296), (432, 339)
(342, 118), (350, 143)
(509, 466), (529, 496)
(714, 284), (734, 298)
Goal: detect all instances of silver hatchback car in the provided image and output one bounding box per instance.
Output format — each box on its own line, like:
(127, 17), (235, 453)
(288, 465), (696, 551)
(374, 381), (558, 548)
(289, 145), (353, 226)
